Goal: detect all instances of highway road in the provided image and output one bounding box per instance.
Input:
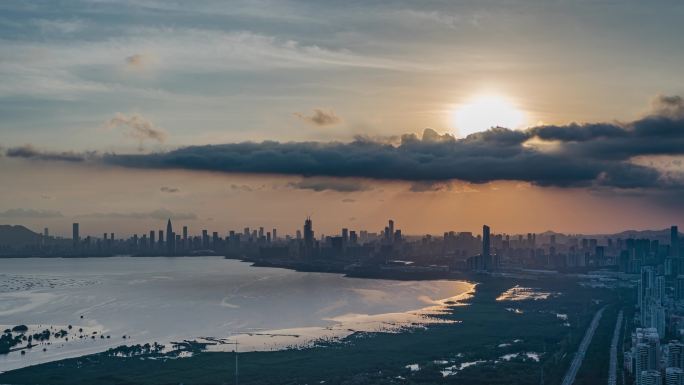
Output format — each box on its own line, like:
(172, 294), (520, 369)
(608, 310), (624, 385)
(561, 306), (606, 385)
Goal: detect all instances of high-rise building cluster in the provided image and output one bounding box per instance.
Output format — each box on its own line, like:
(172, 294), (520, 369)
(13, 218), (407, 259)
(55, 219), (291, 256)
(623, 226), (684, 385)
(3, 220), (682, 286)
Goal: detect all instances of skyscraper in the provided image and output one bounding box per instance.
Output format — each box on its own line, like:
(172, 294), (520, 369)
(676, 276), (684, 302)
(640, 370), (662, 385)
(166, 219), (174, 255)
(388, 220), (394, 243)
(482, 225), (491, 271)
(672, 226), (680, 258)
(636, 343), (651, 385)
(304, 217), (314, 258)
(72, 223), (80, 248)
(666, 367), (684, 385)
(668, 341), (684, 369)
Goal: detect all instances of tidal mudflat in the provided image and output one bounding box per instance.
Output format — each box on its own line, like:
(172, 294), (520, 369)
(0, 256), (473, 372)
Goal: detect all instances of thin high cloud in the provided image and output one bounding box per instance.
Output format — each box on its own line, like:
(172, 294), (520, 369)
(0, 208), (63, 218)
(0, 27), (425, 102)
(79, 209), (196, 221)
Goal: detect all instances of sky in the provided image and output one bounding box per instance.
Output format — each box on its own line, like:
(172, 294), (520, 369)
(1, 0), (684, 237)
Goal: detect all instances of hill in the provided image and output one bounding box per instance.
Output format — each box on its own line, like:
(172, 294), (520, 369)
(0, 225), (41, 247)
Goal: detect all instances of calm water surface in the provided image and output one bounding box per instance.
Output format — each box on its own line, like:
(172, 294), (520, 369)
(0, 257), (473, 372)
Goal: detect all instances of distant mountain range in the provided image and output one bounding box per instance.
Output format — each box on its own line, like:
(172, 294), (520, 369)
(0, 225), (41, 247)
(536, 228), (677, 243)
(608, 229), (676, 239)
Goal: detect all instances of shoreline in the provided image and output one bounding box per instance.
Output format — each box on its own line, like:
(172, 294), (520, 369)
(0, 253), (599, 282)
(0, 257), (477, 372)
(0, 253), (480, 282)
(0, 273), (618, 385)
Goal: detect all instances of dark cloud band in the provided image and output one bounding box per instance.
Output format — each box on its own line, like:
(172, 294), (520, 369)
(6, 96), (684, 191)
(6, 144), (89, 162)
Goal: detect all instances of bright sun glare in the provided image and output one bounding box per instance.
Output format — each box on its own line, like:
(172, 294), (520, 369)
(451, 94), (526, 137)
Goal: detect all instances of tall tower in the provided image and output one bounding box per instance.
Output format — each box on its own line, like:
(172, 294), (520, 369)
(166, 219), (174, 255)
(482, 225), (491, 271)
(388, 220), (394, 243)
(182, 226), (188, 250)
(72, 223), (80, 249)
(671, 225), (679, 257)
(304, 217), (314, 258)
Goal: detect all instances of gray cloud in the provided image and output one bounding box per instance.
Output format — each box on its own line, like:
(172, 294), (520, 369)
(5, 144), (88, 162)
(409, 181), (453, 192)
(106, 113), (166, 143)
(160, 186), (180, 193)
(287, 177), (372, 192)
(652, 95), (684, 120)
(294, 109), (341, 127)
(79, 209), (196, 221)
(11, 96), (684, 194)
(0, 208), (63, 218)
(101, 128), (645, 189)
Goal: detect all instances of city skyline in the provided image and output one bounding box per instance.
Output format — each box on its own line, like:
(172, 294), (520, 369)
(9, 214), (684, 240)
(36, 218), (624, 242)
(2, 2), (684, 384)
(16, 216), (680, 252)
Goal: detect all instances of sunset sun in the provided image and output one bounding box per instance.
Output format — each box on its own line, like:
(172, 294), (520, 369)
(451, 94), (526, 137)
(0, 2), (681, 383)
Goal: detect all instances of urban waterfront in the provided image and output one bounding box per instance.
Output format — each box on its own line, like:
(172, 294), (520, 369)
(0, 256), (473, 372)
(2, 0), (683, 383)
